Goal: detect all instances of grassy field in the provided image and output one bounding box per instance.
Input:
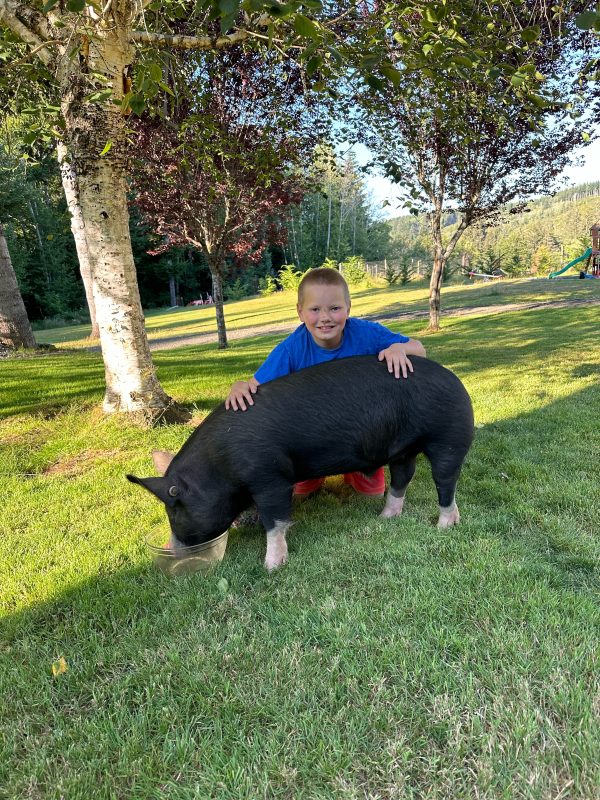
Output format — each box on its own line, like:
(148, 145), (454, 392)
(1, 280), (599, 799)
(31, 275), (600, 348)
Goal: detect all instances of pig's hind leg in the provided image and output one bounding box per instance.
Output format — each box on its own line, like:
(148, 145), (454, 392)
(425, 444), (466, 528)
(380, 455), (417, 518)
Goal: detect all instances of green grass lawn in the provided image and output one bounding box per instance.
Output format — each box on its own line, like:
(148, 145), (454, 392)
(32, 275), (600, 348)
(1, 284), (599, 799)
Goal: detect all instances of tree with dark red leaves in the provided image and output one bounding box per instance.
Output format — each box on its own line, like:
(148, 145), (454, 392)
(132, 48), (322, 349)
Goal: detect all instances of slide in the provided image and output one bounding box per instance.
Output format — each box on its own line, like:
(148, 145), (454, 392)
(549, 247), (592, 278)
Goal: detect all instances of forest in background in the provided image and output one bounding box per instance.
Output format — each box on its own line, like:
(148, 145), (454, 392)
(389, 182), (600, 278)
(3, 144), (388, 325)
(5, 128), (600, 328)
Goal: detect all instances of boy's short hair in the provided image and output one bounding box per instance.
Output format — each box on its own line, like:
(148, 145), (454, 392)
(297, 267), (351, 306)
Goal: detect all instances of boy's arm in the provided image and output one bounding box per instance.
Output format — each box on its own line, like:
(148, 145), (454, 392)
(225, 377), (260, 411)
(225, 338), (294, 411)
(378, 338), (426, 379)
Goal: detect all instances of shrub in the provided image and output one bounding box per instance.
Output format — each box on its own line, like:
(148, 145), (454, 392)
(258, 275), (277, 296)
(224, 278), (247, 301)
(278, 263), (304, 292)
(320, 258), (339, 269)
(340, 255), (367, 286)
(385, 257), (415, 285)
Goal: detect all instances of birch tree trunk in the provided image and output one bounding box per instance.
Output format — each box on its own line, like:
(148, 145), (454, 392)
(57, 141), (99, 339)
(0, 225), (37, 349)
(59, 26), (185, 421)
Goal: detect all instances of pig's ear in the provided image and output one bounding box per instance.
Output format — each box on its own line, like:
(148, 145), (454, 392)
(126, 474), (180, 508)
(152, 450), (174, 476)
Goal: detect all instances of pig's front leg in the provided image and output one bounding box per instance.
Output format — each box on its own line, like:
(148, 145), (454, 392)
(380, 487), (405, 518)
(253, 483), (294, 571)
(265, 520), (293, 571)
(437, 502), (460, 528)
(380, 457), (416, 518)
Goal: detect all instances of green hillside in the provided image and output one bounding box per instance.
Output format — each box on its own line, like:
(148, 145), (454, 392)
(389, 182), (600, 276)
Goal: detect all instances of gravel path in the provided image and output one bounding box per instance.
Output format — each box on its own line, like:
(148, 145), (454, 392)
(143, 296), (600, 352)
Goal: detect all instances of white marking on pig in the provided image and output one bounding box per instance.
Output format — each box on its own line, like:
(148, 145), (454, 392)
(379, 490), (405, 519)
(264, 520), (293, 571)
(437, 502), (460, 528)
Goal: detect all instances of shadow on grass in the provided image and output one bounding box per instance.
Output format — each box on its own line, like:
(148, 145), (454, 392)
(1, 304), (598, 423)
(3, 380), (599, 648)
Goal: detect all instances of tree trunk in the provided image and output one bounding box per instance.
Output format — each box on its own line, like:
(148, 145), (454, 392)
(428, 210), (444, 331)
(59, 28), (186, 422)
(208, 261), (228, 349)
(326, 193), (332, 255)
(169, 276), (177, 307)
(57, 141), (99, 338)
(0, 225), (37, 349)
(428, 209), (468, 332)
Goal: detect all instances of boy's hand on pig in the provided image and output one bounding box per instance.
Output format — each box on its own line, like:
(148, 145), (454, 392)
(378, 343), (414, 379)
(225, 378), (260, 411)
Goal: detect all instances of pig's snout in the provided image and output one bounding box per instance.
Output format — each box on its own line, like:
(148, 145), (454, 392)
(168, 532), (187, 553)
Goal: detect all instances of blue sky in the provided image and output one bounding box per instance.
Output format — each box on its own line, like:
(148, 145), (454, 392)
(358, 137), (600, 219)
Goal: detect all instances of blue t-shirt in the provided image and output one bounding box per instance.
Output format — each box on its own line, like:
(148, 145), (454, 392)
(254, 317), (410, 384)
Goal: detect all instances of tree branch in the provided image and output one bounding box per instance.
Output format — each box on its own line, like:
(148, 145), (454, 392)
(0, 0), (53, 65)
(0, 37), (60, 70)
(130, 27), (252, 50)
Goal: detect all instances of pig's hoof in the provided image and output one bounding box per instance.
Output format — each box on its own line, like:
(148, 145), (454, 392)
(437, 505), (460, 528)
(379, 494), (405, 518)
(264, 553), (288, 572)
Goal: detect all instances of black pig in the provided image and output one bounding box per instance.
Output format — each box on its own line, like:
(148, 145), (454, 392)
(127, 355), (474, 570)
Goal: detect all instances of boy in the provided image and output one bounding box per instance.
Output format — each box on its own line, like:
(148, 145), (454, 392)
(225, 267), (426, 497)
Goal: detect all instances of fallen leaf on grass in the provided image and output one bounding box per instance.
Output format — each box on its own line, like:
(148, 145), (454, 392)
(51, 656), (68, 677)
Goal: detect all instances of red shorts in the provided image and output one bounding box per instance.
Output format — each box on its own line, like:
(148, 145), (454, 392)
(293, 467), (385, 497)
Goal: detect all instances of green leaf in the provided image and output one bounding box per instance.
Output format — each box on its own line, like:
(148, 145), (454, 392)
(217, 578), (229, 594)
(379, 63), (402, 87)
(530, 94), (548, 108)
(361, 54), (381, 69)
(293, 14), (319, 39)
(157, 81), (175, 97)
(305, 55), (322, 76)
(129, 93), (145, 115)
(86, 89), (113, 103)
(365, 74), (384, 92)
(451, 55), (473, 68)
(575, 11), (598, 30)
(66, 0), (86, 11)
(148, 62), (163, 82)
(99, 141), (112, 156)
(510, 72), (527, 87)
(582, 131), (591, 141)
(521, 26), (541, 43)
(42, 0), (60, 10)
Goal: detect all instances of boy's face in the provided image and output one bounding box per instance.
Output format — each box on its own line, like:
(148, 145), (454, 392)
(297, 283), (350, 350)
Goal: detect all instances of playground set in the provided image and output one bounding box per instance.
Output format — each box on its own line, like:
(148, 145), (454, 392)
(548, 223), (600, 279)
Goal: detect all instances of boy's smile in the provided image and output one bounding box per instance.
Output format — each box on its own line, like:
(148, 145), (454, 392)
(297, 283), (351, 350)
